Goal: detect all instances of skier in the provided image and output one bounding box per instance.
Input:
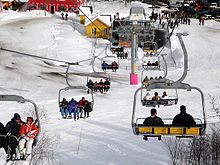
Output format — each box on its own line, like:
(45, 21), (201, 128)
(77, 97), (87, 119)
(172, 105), (196, 126)
(98, 79), (104, 94)
(143, 109), (164, 140)
(83, 101), (92, 118)
(5, 113), (24, 160)
(104, 79), (110, 93)
(18, 117), (38, 160)
(101, 61), (108, 71)
(87, 79), (94, 93)
(111, 61), (118, 72)
(152, 92), (160, 101)
(0, 122), (6, 152)
(59, 98), (68, 118)
(161, 91), (168, 98)
(67, 98), (78, 120)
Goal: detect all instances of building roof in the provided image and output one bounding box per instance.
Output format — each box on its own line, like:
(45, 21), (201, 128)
(79, 6), (92, 16)
(85, 14), (111, 27)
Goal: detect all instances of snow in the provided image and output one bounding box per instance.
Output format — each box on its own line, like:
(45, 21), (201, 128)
(0, 1), (220, 164)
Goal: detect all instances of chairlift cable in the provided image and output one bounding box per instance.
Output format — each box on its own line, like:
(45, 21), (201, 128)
(0, 47), (78, 65)
(77, 7), (103, 32)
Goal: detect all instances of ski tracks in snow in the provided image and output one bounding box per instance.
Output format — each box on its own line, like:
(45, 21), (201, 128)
(107, 143), (127, 156)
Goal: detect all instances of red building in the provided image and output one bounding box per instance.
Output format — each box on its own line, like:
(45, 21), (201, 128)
(27, 0), (84, 13)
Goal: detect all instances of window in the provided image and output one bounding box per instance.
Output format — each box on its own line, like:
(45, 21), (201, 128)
(103, 28), (109, 35)
(92, 28), (96, 35)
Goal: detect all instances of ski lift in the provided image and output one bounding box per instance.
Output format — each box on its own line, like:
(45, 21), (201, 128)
(94, 55), (119, 72)
(0, 95), (40, 161)
(131, 81), (206, 139)
(141, 53), (167, 72)
(141, 90), (178, 107)
(86, 72), (111, 94)
(58, 86), (94, 116)
(142, 41), (158, 54)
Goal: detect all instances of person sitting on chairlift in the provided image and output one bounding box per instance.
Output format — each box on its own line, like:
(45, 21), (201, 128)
(161, 91), (168, 98)
(152, 92), (160, 101)
(19, 117), (38, 160)
(67, 98), (78, 120)
(0, 122), (5, 151)
(87, 79), (94, 94)
(172, 105), (196, 127)
(77, 97), (87, 119)
(143, 109), (164, 140)
(112, 61), (118, 72)
(98, 79), (104, 94)
(147, 61), (151, 66)
(104, 79), (111, 93)
(94, 81), (98, 92)
(59, 98), (68, 118)
(143, 76), (149, 85)
(83, 101), (92, 118)
(143, 93), (151, 101)
(5, 113), (24, 161)
(101, 61), (108, 71)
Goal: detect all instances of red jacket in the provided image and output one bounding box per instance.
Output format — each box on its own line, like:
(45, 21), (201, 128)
(20, 123), (38, 139)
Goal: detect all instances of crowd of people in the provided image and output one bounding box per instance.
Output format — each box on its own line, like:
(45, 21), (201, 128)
(59, 97), (92, 120)
(143, 61), (159, 67)
(143, 106), (196, 140)
(101, 61), (119, 72)
(0, 113), (38, 161)
(117, 51), (128, 59)
(87, 79), (110, 94)
(142, 76), (163, 85)
(143, 91), (168, 101)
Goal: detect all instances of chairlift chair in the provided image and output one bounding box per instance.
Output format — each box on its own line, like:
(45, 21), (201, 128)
(131, 82), (206, 139)
(58, 86), (94, 111)
(0, 95), (40, 160)
(142, 41), (158, 54)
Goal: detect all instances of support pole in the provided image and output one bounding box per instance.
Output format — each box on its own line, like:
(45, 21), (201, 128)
(130, 31), (138, 85)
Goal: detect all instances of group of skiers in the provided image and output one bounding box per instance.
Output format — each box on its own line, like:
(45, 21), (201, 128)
(59, 97), (92, 120)
(117, 51), (128, 59)
(87, 79), (110, 94)
(101, 61), (118, 72)
(143, 91), (168, 101)
(0, 113), (38, 161)
(143, 61), (159, 67)
(143, 106), (196, 140)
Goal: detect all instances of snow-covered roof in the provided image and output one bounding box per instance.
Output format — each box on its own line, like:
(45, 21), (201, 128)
(84, 14), (111, 27)
(79, 6), (92, 16)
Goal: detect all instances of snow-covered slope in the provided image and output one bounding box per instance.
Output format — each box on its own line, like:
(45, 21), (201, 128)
(0, 1), (220, 164)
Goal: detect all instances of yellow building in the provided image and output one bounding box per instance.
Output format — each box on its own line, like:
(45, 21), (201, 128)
(85, 15), (111, 39)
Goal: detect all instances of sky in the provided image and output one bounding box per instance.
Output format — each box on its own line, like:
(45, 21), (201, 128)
(0, 1), (220, 165)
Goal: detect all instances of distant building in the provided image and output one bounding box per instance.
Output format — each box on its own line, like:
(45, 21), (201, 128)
(84, 15), (111, 39)
(27, 0), (84, 13)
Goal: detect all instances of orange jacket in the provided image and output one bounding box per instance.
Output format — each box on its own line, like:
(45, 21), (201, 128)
(20, 123), (38, 139)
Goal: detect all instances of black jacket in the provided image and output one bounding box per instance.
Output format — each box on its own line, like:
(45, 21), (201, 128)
(0, 122), (5, 148)
(172, 112), (196, 126)
(143, 116), (164, 126)
(5, 118), (22, 137)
